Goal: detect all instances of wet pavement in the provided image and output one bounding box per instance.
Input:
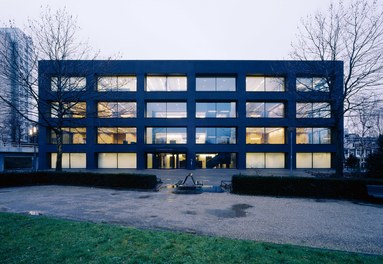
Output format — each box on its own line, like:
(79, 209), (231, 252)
(0, 183), (382, 255)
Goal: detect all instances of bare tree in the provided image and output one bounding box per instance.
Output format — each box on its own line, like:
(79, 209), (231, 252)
(0, 7), (97, 171)
(291, 0), (383, 176)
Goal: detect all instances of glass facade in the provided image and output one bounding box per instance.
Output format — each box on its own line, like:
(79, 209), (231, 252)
(246, 77), (285, 92)
(146, 76), (187, 91)
(51, 153), (86, 169)
(296, 128), (331, 144)
(97, 127), (137, 144)
(51, 102), (86, 118)
(196, 77), (236, 91)
(246, 153), (285, 168)
(246, 102), (284, 118)
(246, 127), (285, 144)
(296, 77), (329, 92)
(296, 153), (331, 168)
(98, 153), (137, 168)
(51, 77), (86, 91)
(146, 153), (186, 169)
(98, 102), (137, 118)
(196, 127), (236, 144)
(50, 128), (86, 144)
(146, 127), (187, 144)
(195, 153), (236, 168)
(196, 102), (236, 118)
(296, 103), (331, 118)
(98, 76), (136, 91)
(146, 102), (187, 118)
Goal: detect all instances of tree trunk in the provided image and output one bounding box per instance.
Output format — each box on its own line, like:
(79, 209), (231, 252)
(55, 130), (63, 172)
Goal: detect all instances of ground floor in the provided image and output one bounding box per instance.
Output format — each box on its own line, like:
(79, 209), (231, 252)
(45, 150), (335, 170)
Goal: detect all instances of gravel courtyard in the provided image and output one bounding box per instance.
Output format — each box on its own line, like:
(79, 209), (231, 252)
(0, 185), (382, 255)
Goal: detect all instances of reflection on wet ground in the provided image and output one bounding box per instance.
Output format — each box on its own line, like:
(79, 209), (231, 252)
(207, 204), (253, 218)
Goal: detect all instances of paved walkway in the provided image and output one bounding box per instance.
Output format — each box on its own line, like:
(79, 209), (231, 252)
(0, 184), (382, 255)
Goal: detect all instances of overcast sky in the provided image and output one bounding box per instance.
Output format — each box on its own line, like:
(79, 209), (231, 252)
(1, 0), (334, 59)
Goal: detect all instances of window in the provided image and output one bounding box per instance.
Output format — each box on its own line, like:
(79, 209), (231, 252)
(246, 77), (285, 92)
(246, 102), (284, 118)
(296, 128), (331, 144)
(97, 76), (136, 92)
(146, 76), (187, 91)
(146, 127), (187, 144)
(296, 77), (329, 92)
(296, 103), (331, 118)
(246, 153), (285, 168)
(98, 102), (136, 118)
(51, 153), (86, 169)
(195, 153), (236, 169)
(196, 127), (236, 144)
(98, 153), (137, 168)
(50, 128), (86, 144)
(296, 153), (331, 168)
(196, 77), (236, 91)
(246, 127), (285, 144)
(51, 102), (86, 118)
(97, 127), (137, 144)
(196, 102), (236, 118)
(146, 102), (187, 118)
(51, 77), (86, 91)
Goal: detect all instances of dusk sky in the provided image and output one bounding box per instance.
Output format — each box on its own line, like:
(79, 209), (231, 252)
(2, 0), (334, 59)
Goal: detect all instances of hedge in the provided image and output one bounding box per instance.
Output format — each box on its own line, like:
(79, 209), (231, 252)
(0, 172), (158, 190)
(232, 175), (383, 201)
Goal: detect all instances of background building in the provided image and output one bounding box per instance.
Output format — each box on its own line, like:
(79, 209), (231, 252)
(38, 60), (343, 170)
(0, 28), (33, 145)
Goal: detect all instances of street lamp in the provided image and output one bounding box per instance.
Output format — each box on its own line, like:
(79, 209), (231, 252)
(29, 126), (38, 171)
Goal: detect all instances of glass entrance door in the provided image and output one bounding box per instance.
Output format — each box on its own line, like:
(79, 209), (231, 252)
(146, 153), (186, 169)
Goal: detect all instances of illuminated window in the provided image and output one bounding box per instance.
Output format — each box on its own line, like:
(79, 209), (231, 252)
(146, 76), (187, 91)
(50, 128), (86, 144)
(196, 127), (236, 144)
(195, 153), (237, 168)
(51, 153), (86, 169)
(296, 128), (331, 144)
(98, 102), (136, 118)
(296, 103), (331, 118)
(246, 77), (285, 92)
(246, 153), (285, 168)
(246, 102), (284, 118)
(196, 77), (236, 91)
(246, 127), (285, 144)
(51, 102), (86, 118)
(51, 77), (86, 91)
(146, 127), (187, 144)
(97, 76), (136, 91)
(296, 153), (331, 168)
(146, 102), (187, 118)
(196, 102), (236, 118)
(97, 127), (137, 144)
(296, 77), (329, 92)
(98, 153), (137, 168)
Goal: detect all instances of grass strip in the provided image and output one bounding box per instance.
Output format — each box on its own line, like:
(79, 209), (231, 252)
(0, 212), (381, 264)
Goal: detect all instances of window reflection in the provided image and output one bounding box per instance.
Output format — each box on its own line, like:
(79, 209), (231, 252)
(296, 77), (329, 92)
(50, 128), (86, 144)
(98, 76), (137, 91)
(146, 127), (187, 144)
(146, 76), (187, 91)
(246, 127), (285, 144)
(51, 77), (86, 91)
(51, 102), (86, 118)
(146, 102), (187, 118)
(196, 127), (236, 144)
(196, 102), (236, 118)
(196, 77), (236, 91)
(98, 102), (136, 118)
(97, 127), (137, 144)
(296, 128), (331, 144)
(296, 103), (331, 118)
(246, 102), (284, 118)
(246, 77), (284, 92)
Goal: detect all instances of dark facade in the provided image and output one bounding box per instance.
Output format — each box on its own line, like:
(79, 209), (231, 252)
(38, 60), (343, 170)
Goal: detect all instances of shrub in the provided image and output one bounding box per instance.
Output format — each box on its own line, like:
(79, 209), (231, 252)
(0, 172), (158, 190)
(366, 134), (383, 178)
(232, 175), (383, 200)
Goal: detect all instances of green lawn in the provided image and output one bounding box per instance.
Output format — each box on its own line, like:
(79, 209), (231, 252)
(0, 213), (381, 264)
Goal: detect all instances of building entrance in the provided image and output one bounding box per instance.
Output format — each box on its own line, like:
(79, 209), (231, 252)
(146, 153), (186, 169)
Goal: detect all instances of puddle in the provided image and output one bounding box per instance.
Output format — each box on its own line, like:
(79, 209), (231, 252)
(138, 195), (151, 199)
(207, 203), (253, 218)
(184, 210), (197, 215)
